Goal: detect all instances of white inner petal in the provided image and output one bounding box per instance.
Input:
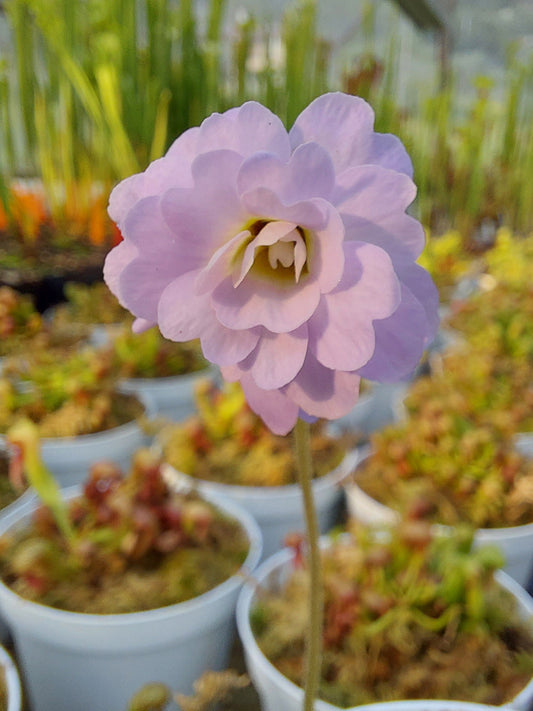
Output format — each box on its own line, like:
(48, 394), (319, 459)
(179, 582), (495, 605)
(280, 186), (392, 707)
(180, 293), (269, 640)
(268, 240), (295, 269)
(232, 220), (308, 287)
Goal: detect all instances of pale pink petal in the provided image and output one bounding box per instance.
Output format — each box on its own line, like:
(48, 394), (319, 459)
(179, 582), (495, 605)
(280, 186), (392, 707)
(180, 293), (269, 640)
(157, 270), (211, 341)
(108, 127), (200, 226)
(161, 150), (248, 258)
(237, 142), (335, 203)
(357, 284), (429, 382)
(239, 374), (300, 435)
(198, 102), (291, 161)
(212, 272), (321, 334)
(239, 325), (308, 390)
(334, 165), (424, 260)
(200, 320), (260, 367)
(283, 353), (361, 419)
(195, 231), (251, 295)
(396, 262), (440, 343)
(108, 174), (145, 227)
(132, 318), (156, 333)
(343, 214), (424, 264)
(308, 201), (345, 293)
(368, 133), (413, 177)
(334, 165), (416, 217)
(241, 188), (328, 231)
(308, 241), (400, 371)
(103, 240), (138, 307)
(116, 197), (199, 322)
(165, 126), (201, 165)
(290, 92), (412, 176)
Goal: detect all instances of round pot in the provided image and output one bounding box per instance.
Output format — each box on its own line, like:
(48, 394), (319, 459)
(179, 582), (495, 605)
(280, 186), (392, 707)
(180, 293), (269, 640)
(345, 448), (533, 589)
(165, 449), (357, 561)
(0, 642), (22, 711)
(119, 366), (215, 423)
(515, 432), (533, 459)
(236, 544), (533, 711)
(331, 383), (407, 439)
(0, 483), (262, 711)
(0, 391), (156, 489)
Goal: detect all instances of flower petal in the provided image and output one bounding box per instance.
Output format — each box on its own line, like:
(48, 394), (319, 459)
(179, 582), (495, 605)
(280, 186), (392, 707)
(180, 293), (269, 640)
(308, 241), (400, 371)
(116, 197), (200, 322)
(239, 374), (300, 435)
(108, 127), (200, 226)
(290, 92), (412, 177)
(308, 201), (345, 293)
(356, 283), (429, 382)
(334, 165), (424, 260)
(200, 320), (260, 367)
(212, 272), (321, 334)
(161, 150), (248, 259)
(283, 353), (361, 419)
(237, 142), (336, 203)
(398, 262), (440, 344)
(132, 318), (155, 333)
(103, 240), (138, 307)
(195, 231), (251, 295)
(197, 102), (291, 161)
(157, 270), (211, 341)
(239, 325), (308, 390)
(241, 188), (328, 231)
(369, 132), (413, 177)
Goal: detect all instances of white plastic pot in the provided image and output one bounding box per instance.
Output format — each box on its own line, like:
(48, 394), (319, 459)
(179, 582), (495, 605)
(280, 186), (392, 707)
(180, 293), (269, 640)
(236, 543), (533, 711)
(515, 432), (533, 458)
(0, 483), (262, 711)
(332, 383), (408, 438)
(0, 643), (22, 711)
(344, 449), (533, 588)
(119, 366), (214, 423)
(0, 391), (156, 489)
(165, 450), (358, 561)
(0, 483), (36, 642)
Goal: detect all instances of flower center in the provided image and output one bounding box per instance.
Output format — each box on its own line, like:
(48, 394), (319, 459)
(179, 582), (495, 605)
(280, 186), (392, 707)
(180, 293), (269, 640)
(268, 240), (296, 269)
(233, 219), (310, 287)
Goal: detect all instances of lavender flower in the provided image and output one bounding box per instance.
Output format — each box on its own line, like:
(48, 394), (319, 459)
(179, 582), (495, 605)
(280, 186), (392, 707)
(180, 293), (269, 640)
(105, 93), (438, 434)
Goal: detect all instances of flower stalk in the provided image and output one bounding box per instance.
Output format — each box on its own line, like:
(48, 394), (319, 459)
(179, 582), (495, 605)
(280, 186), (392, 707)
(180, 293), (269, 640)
(293, 418), (323, 711)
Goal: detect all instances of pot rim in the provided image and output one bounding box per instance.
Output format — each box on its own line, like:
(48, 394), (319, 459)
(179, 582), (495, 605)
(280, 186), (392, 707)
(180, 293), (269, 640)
(0, 390), (156, 448)
(0, 642), (22, 711)
(119, 364), (213, 388)
(163, 449), (359, 501)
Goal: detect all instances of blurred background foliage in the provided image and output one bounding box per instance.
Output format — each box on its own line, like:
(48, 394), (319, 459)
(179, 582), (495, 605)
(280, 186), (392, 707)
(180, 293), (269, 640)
(0, 0), (532, 256)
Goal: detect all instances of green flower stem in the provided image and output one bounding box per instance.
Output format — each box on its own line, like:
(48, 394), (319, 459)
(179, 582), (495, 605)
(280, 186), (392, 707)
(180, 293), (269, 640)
(294, 418), (323, 711)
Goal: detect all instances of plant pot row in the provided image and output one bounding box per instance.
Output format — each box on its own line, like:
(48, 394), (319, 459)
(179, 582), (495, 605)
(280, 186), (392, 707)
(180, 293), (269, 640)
(0, 445), (532, 711)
